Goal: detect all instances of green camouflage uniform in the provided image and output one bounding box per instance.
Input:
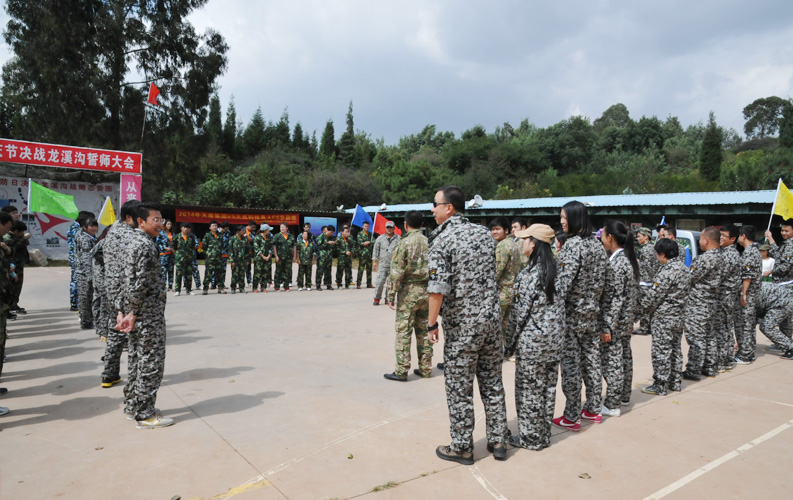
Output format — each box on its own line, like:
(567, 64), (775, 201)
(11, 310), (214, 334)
(386, 229), (432, 378)
(3, 232), (28, 309)
(495, 237), (522, 344)
(315, 233), (334, 288)
(272, 232), (296, 290)
(356, 230), (374, 286)
(172, 233), (198, 293)
(252, 233), (274, 291)
(202, 232), (225, 290)
(335, 235), (355, 287)
(229, 234), (247, 292)
(296, 238), (316, 288)
(0, 237), (9, 377)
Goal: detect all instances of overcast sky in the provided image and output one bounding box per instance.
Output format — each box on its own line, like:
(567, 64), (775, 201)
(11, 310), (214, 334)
(3, 1), (793, 143)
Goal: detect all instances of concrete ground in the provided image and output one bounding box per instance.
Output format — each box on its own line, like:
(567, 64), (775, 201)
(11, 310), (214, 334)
(1, 266), (791, 500)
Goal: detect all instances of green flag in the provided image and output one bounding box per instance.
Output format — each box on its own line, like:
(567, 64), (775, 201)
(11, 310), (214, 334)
(27, 180), (79, 219)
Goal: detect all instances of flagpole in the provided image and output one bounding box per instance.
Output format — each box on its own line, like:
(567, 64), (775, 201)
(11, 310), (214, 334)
(27, 178), (32, 217)
(140, 104), (148, 151)
(768, 177), (782, 231)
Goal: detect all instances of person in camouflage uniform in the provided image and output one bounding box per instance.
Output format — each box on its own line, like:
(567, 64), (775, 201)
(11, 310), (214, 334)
(228, 225), (247, 293)
(718, 225), (743, 371)
(755, 282), (793, 353)
(75, 217), (99, 329)
(218, 222), (231, 288)
(0, 211), (14, 387)
(315, 226), (336, 290)
(356, 221), (374, 288)
(553, 201), (607, 430)
(252, 224), (274, 292)
(191, 243), (202, 290)
(335, 226), (355, 288)
(504, 224), (563, 450)
(490, 217), (522, 348)
(67, 218), (83, 311)
(296, 230), (316, 290)
(372, 222), (401, 304)
(428, 186), (508, 465)
(383, 212), (431, 381)
(634, 227), (658, 336)
(155, 220), (175, 290)
(3, 220), (30, 313)
(765, 220), (793, 283)
(598, 221), (639, 414)
(682, 227), (722, 380)
(172, 223), (198, 295)
(245, 221), (257, 285)
(272, 223), (296, 291)
(91, 236), (109, 340)
(735, 226), (763, 364)
(640, 238), (691, 395)
(202, 221), (225, 294)
(116, 202), (173, 428)
(100, 200), (140, 388)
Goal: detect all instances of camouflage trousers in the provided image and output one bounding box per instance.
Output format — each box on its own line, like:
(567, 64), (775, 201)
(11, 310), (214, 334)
(203, 257), (225, 289)
(252, 258), (272, 290)
(246, 257), (253, 285)
(717, 292), (739, 368)
(734, 295), (757, 362)
(758, 309), (793, 351)
(651, 318), (684, 388)
(513, 358), (558, 450)
(373, 266), (390, 299)
(93, 267), (108, 338)
(230, 262), (246, 292)
(159, 255), (174, 288)
(297, 263), (313, 288)
(618, 330), (633, 402)
(356, 257), (372, 286)
(102, 327), (128, 380)
(443, 324), (508, 453)
(600, 336), (624, 410)
(561, 314), (602, 422)
(191, 258), (202, 288)
(219, 257), (228, 285)
(69, 251), (78, 308)
(9, 266), (23, 308)
(124, 311), (167, 421)
(76, 273), (94, 328)
(0, 305), (7, 377)
(275, 259), (293, 289)
(315, 256), (332, 288)
(684, 296), (717, 373)
(498, 288), (515, 351)
(336, 257), (352, 287)
(174, 257), (193, 293)
(393, 286), (432, 378)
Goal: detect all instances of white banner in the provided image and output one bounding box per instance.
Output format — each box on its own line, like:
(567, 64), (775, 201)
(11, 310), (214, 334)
(0, 175), (119, 260)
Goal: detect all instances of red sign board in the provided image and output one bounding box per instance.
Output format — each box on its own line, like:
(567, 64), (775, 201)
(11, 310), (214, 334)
(175, 209), (299, 225)
(0, 138), (142, 174)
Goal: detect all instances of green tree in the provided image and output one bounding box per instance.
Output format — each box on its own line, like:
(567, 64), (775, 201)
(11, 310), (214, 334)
(206, 94), (223, 146)
(338, 101), (356, 168)
(319, 119), (338, 162)
(243, 108), (266, 157)
(743, 96), (791, 139)
(222, 97), (239, 158)
(779, 103), (793, 149)
(700, 111), (723, 181)
(593, 103), (632, 134)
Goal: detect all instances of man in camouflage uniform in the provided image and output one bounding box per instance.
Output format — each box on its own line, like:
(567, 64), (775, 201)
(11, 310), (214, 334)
(383, 211), (431, 381)
(3, 216), (30, 314)
(335, 226), (355, 288)
(765, 220), (793, 283)
(75, 217), (99, 329)
(682, 227), (722, 380)
(490, 217), (522, 347)
(172, 223), (198, 295)
(296, 230), (316, 290)
(202, 220), (225, 294)
(116, 202), (173, 428)
(659, 226), (688, 266)
(155, 222), (175, 290)
(735, 226), (763, 364)
(428, 186), (508, 465)
(245, 221), (257, 285)
(634, 227), (658, 336)
(755, 282), (793, 354)
(252, 224), (274, 292)
(717, 224), (743, 371)
(356, 221), (374, 288)
(315, 226), (336, 290)
(218, 222), (231, 288)
(0, 211), (14, 393)
(272, 223), (296, 291)
(372, 221), (401, 305)
(91, 237), (109, 340)
(228, 225), (247, 293)
(100, 200), (140, 388)
(67, 218), (83, 311)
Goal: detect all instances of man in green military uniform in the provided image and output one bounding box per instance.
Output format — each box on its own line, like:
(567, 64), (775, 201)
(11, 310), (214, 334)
(229, 225), (247, 293)
(356, 221), (374, 289)
(252, 224), (274, 292)
(384, 211), (432, 381)
(490, 217), (522, 348)
(172, 223), (199, 296)
(336, 225), (355, 289)
(296, 230), (316, 290)
(3, 220), (30, 314)
(0, 211), (14, 411)
(315, 226), (336, 290)
(202, 220), (226, 294)
(272, 223), (296, 291)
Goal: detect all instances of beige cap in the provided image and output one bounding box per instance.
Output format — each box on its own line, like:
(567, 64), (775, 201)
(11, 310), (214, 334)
(514, 223), (554, 244)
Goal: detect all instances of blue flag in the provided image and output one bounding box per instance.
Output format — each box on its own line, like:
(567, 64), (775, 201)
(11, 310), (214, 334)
(351, 204), (373, 230)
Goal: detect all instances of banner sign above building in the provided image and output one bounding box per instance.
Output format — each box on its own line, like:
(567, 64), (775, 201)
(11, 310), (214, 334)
(175, 209), (299, 225)
(0, 138), (142, 174)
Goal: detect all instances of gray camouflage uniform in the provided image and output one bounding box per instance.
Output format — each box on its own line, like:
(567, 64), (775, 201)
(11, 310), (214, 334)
(91, 240), (109, 338)
(672, 239), (688, 266)
(718, 244), (743, 368)
(428, 213), (507, 453)
(769, 237), (793, 282)
(557, 234), (607, 422)
(635, 241), (660, 335)
(683, 248), (722, 375)
(373, 233), (401, 301)
(735, 244), (763, 362)
(598, 249), (638, 409)
(101, 221), (134, 381)
(75, 230), (97, 328)
(756, 282), (793, 351)
(504, 263), (564, 450)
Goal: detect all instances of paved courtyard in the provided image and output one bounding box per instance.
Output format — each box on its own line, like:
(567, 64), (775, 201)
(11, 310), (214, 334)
(1, 266), (791, 499)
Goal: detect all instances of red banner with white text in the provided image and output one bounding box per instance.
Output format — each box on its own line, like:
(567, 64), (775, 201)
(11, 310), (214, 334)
(0, 138), (142, 174)
(175, 209), (299, 225)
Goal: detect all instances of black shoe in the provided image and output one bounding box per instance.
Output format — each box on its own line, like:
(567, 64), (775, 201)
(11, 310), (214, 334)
(383, 372), (407, 382)
(326, 286), (334, 290)
(202, 289), (208, 295)
(0, 387), (7, 395)
(782, 349), (793, 360)
(8, 312), (17, 320)
(210, 285), (217, 290)
(668, 383), (682, 392)
(641, 384), (667, 396)
(101, 376), (121, 388)
(767, 344), (783, 352)
(437, 363), (444, 370)
(682, 370), (701, 381)
(413, 368), (430, 378)
(701, 367), (716, 378)
(486, 442), (507, 460)
(70, 305), (78, 311)
(436, 445), (474, 465)
(80, 323), (93, 330)
(13, 307), (26, 314)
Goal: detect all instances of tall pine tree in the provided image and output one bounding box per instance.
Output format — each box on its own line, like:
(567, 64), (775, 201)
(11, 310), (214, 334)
(699, 111), (723, 181)
(338, 101), (357, 168)
(320, 119), (338, 161)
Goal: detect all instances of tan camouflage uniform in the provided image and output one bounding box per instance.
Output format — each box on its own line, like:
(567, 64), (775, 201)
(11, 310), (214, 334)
(495, 237), (522, 346)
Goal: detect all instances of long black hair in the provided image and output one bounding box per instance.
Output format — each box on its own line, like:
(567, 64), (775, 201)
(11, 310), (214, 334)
(604, 220), (639, 280)
(528, 237), (557, 302)
(562, 200), (593, 237)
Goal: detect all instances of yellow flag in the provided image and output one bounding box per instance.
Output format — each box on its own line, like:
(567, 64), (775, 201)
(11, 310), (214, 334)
(98, 196), (116, 226)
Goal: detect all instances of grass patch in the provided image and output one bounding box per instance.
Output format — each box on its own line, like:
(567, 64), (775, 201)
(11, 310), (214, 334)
(371, 481), (398, 492)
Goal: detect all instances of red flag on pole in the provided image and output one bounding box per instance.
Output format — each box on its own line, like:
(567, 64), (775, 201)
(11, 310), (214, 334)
(147, 83), (160, 105)
(372, 213), (402, 236)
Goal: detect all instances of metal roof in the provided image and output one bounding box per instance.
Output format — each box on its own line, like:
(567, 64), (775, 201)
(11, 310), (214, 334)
(350, 190), (775, 214)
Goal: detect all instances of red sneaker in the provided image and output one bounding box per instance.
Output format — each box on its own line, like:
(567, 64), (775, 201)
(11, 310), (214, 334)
(552, 416), (581, 431)
(581, 409), (602, 424)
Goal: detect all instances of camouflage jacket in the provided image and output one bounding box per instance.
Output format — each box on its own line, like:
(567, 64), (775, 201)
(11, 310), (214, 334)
(639, 240), (660, 282)
(3, 232), (29, 267)
(0, 238), (9, 303)
(770, 237), (793, 282)
(672, 239), (688, 266)
(427, 214), (500, 331)
(719, 244), (743, 295)
(74, 230), (97, 276)
(155, 231), (174, 256)
(202, 231), (224, 260)
(356, 231), (374, 260)
(505, 263), (565, 362)
(66, 221), (81, 256)
(122, 229), (166, 317)
(598, 249), (638, 336)
(741, 244), (763, 296)
(316, 233), (333, 260)
(272, 232), (296, 261)
(221, 230), (231, 257)
(336, 235), (355, 260)
(229, 235), (247, 265)
(296, 238), (316, 264)
(103, 221), (135, 314)
(557, 234), (607, 321)
(253, 234), (274, 260)
(387, 229), (428, 302)
(495, 238), (522, 294)
(756, 282), (793, 317)
(373, 233), (401, 267)
(640, 259), (691, 328)
(172, 233), (198, 261)
(688, 248), (722, 302)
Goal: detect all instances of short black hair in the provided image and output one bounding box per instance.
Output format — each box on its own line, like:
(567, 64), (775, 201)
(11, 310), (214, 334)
(739, 225), (756, 241)
(181, 222), (193, 230)
(488, 217), (510, 231)
(702, 226), (720, 242)
(782, 219), (793, 229)
(0, 212), (11, 226)
(404, 211), (423, 229)
(220, 221), (230, 228)
(512, 217), (528, 228)
(562, 201), (593, 237)
(119, 201), (140, 222)
(11, 220), (26, 232)
(81, 217), (98, 228)
(555, 231), (568, 247)
(2, 205), (18, 213)
(304, 222), (311, 227)
(326, 225), (335, 232)
(655, 238), (679, 259)
(438, 185), (465, 212)
(209, 220), (219, 226)
(236, 225), (246, 233)
(135, 201), (161, 222)
(720, 223), (739, 241)
(76, 210), (96, 227)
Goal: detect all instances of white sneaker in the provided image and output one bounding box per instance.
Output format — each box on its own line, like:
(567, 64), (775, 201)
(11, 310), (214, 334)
(0, 406), (9, 416)
(298, 288), (304, 291)
(197, 285), (203, 290)
(127, 408), (162, 421)
(136, 416), (174, 429)
(601, 405), (621, 417)
(187, 291), (195, 296)
(307, 287), (312, 291)
(733, 357), (751, 365)
(174, 291), (181, 296)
